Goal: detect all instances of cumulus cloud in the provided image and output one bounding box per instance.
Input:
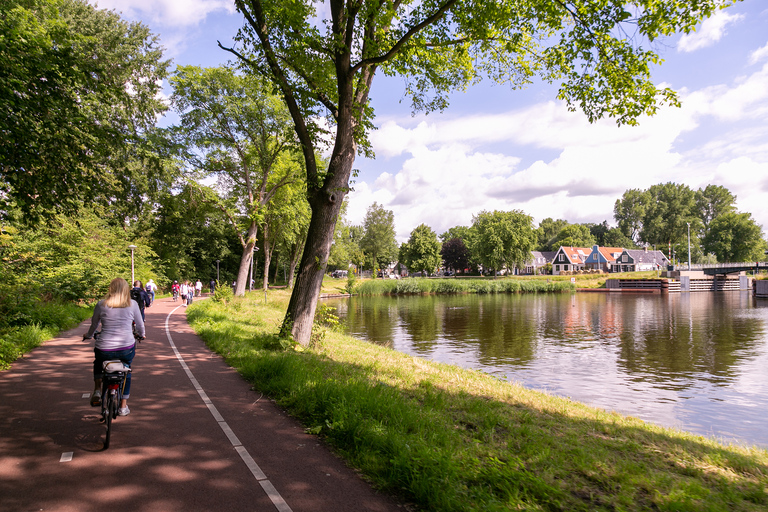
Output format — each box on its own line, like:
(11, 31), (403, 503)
(349, 59), (768, 242)
(91, 0), (234, 27)
(751, 42), (768, 65)
(677, 11), (743, 53)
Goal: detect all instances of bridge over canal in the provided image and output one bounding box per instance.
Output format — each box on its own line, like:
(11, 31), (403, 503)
(670, 262), (766, 276)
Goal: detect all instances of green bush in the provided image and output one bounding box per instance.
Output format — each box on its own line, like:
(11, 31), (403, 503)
(212, 281), (234, 304)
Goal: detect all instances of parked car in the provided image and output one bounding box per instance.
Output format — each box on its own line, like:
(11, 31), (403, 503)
(331, 270), (348, 278)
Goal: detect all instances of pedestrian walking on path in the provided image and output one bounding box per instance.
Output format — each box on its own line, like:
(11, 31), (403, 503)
(0, 295), (403, 512)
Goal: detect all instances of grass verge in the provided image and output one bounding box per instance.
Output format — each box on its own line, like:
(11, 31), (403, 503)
(0, 301), (93, 370)
(187, 290), (768, 511)
(351, 271), (662, 296)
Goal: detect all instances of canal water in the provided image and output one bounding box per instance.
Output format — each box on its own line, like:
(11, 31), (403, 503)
(323, 291), (768, 448)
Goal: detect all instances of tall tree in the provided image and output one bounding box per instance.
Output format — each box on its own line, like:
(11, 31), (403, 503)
(170, 66), (301, 296)
(695, 185), (737, 238)
(360, 203), (398, 276)
(702, 212), (766, 263)
(536, 218), (569, 251)
(401, 224), (442, 276)
(148, 185), (241, 284)
(441, 238), (470, 273)
(613, 189), (649, 244)
(553, 224), (597, 249)
(0, 0), (170, 219)
(263, 176), (311, 289)
(640, 183), (700, 250)
(469, 210), (536, 275)
(225, 0), (737, 345)
(439, 226), (471, 244)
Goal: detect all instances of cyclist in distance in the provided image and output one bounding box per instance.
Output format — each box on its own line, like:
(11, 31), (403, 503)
(83, 278), (145, 416)
(171, 280), (180, 301)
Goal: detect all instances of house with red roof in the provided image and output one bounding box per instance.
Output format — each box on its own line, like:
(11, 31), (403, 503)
(551, 246), (591, 275)
(584, 245), (624, 273)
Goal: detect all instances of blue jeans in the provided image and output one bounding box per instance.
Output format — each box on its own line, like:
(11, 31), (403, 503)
(94, 345), (135, 399)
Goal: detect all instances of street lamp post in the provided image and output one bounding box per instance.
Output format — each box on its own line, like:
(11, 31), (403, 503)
(687, 222), (691, 270)
(216, 260), (220, 282)
(128, 245), (137, 284)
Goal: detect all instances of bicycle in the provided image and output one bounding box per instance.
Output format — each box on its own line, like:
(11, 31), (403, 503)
(90, 329), (142, 449)
(100, 359), (131, 449)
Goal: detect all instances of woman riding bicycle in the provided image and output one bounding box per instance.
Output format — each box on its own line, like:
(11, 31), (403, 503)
(83, 278), (145, 416)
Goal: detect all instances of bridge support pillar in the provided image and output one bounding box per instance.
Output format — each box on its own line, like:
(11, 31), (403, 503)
(740, 276), (751, 290)
(680, 276), (690, 292)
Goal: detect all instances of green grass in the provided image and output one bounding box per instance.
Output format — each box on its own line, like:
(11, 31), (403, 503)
(355, 277), (575, 295)
(187, 290), (768, 511)
(0, 301), (93, 370)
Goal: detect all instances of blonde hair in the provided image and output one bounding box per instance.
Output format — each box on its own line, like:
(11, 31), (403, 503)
(103, 278), (131, 308)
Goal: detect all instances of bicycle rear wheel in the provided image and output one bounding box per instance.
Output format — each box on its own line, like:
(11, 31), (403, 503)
(104, 390), (116, 449)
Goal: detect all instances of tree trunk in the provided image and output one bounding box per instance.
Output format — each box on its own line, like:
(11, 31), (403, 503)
(235, 221), (258, 296)
(287, 240), (301, 288)
(282, 155), (351, 344)
(262, 233), (272, 291)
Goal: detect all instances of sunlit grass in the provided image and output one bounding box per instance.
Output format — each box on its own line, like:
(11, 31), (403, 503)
(187, 290), (768, 511)
(0, 301), (92, 370)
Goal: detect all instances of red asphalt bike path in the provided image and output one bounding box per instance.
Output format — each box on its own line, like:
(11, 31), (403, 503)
(0, 296), (405, 512)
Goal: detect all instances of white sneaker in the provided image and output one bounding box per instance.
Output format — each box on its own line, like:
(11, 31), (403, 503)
(118, 407), (130, 416)
(90, 390), (101, 407)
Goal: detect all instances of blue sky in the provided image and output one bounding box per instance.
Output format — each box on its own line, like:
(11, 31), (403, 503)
(92, 0), (768, 243)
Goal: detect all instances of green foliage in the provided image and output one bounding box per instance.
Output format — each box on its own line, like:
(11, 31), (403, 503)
(211, 281), (234, 304)
(703, 212), (767, 263)
(0, 301), (91, 370)
(345, 272), (357, 295)
(553, 224), (597, 249)
(469, 210), (537, 274)
(400, 224), (442, 276)
(355, 278), (574, 296)
(536, 218), (569, 251)
(0, 0), (171, 219)
(1, 207), (162, 305)
(169, 64), (304, 295)
(360, 203), (398, 276)
(441, 237), (470, 273)
(613, 183), (762, 264)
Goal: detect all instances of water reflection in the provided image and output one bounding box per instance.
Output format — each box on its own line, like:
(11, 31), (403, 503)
(325, 291), (768, 447)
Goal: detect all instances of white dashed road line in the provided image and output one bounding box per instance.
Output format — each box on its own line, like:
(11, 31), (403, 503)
(164, 306), (293, 512)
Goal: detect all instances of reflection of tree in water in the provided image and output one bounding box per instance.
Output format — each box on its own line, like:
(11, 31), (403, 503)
(331, 296), (397, 348)
(468, 295), (539, 365)
(397, 296), (442, 351)
(331, 291), (766, 389)
(613, 293), (766, 385)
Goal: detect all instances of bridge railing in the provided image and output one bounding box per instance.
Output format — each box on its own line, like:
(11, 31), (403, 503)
(670, 262), (765, 271)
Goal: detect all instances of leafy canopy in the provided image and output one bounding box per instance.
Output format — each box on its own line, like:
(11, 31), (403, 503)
(0, 0), (170, 219)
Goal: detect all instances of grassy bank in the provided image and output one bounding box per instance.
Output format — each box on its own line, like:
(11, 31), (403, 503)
(187, 290), (768, 511)
(347, 271), (662, 296)
(0, 301), (93, 370)
(355, 277), (575, 295)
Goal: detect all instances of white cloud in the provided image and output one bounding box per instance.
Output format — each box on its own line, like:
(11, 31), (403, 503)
(677, 11), (744, 53)
(750, 42), (768, 65)
(91, 0), (234, 27)
(349, 60), (768, 242)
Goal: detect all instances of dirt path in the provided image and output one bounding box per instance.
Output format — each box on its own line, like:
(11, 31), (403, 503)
(0, 296), (405, 512)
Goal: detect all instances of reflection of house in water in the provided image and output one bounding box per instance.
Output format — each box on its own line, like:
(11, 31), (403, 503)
(525, 245), (670, 275)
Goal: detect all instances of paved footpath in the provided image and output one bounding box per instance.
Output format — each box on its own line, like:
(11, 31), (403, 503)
(0, 296), (405, 512)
